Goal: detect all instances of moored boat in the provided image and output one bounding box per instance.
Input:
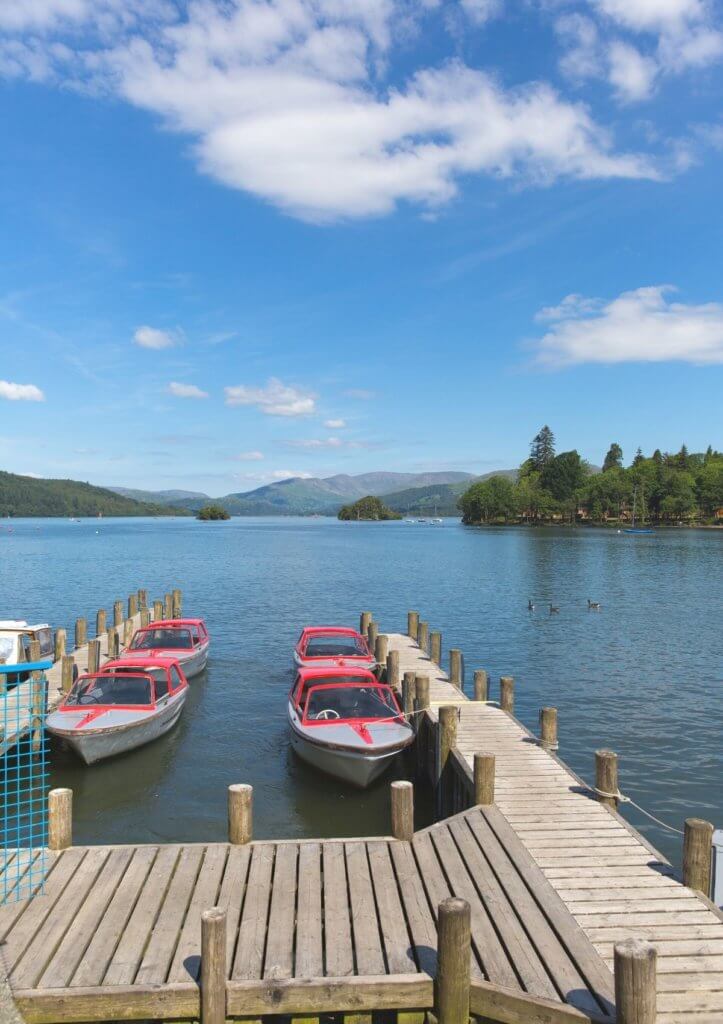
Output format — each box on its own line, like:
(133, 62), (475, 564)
(287, 667), (414, 787)
(293, 626), (375, 670)
(120, 619), (210, 678)
(45, 657), (189, 764)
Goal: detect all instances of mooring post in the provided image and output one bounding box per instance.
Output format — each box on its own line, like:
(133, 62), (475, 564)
(87, 638), (100, 674)
(172, 588), (182, 617)
(386, 649), (400, 691)
(500, 675), (514, 714)
(540, 707), (558, 748)
(683, 818), (714, 895)
(48, 788), (73, 850)
(402, 672), (417, 721)
(436, 898), (471, 1024)
(123, 618), (133, 650)
(407, 611), (419, 641)
(430, 631), (442, 665)
(106, 626), (116, 659)
(137, 589), (148, 610)
(375, 633), (389, 670)
(595, 749), (619, 809)
(438, 705), (458, 819)
(29, 639), (45, 753)
(474, 753), (495, 805)
(449, 649), (463, 689)
(201, 907), (227, 1024)
(54, 627), (66, 662)
(153, 599), (163, 621)
(415, 673), (431, 780)
(614, 939), (656, 1024)
(164, 593), (173, 619)
(368, 621), (379, 653)
(391, 781), (414, 842)
(473, 669), (488, 702)
(61, 654), (75, 694)
(96, 608), (106, 637)
(74, 617), (87, 649)
(128, 593), (138, 618)
(360, 611), (372, 637)
(415, 674), (430, 713)
(418, 621), (429, 655)
(140, 608), (150, 628)
(110, 601), (121, 627)
(228, 784), (253, 845)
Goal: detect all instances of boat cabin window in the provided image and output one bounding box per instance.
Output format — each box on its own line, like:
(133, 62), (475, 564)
(170, 665), (184, 691)
(304, 634), (368, 658)
(295, 674), (370, 709)
(131, 628), (193, 651)
(155, 672), (169, 699)
(305, 685), (398, 722)
(66, 674), (154, 707)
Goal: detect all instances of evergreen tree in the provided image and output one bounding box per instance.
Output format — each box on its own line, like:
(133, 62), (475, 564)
(530, 426), (555, 470)
(652, 449), (663, 464)
(632, 447), (644, 466)
(602, 443), (623, 472)
(677, 444), (690, 469)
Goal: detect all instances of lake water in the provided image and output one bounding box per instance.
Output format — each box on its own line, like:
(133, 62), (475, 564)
(2, 516), (721, 868)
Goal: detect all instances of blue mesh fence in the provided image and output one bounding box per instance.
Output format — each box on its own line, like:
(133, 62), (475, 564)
(1, 661), (50, 904)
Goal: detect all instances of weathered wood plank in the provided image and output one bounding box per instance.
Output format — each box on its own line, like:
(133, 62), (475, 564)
(0, 849), (84, 953)
(232, 842), (275, 980)
(13, 983), (198, 1023)
(389, 840), (438, 976)
(167, 844), (228, 983)
(226, 974), (434, 1016)
(322, 842), (353, 977)
(367, 841), (416, 974)
(215, 842), (252, 975)
(295, 842), (323, 977)
(264, 843), (298, 980)
(345, 842), (386, 976)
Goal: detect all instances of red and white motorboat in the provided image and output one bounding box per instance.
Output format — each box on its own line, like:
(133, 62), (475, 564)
(120, 619), (210, 679)
(287, 667), (414, 787)
(45, 657), (189, 765)
(293, 626), (375, 671)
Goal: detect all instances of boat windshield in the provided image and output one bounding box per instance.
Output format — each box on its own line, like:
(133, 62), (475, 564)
(305, 634), (368, 657)
(305, 685), (398, 722)
(131, 628), (193, 651)
(66, 674), (154, 707)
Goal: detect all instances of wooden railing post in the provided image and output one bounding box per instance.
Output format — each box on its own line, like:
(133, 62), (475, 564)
(540, 707), (558, 749)
(386, 649), (400, 691)
(360, 611), (372, 637)
(123, 618), (133, 650)
(201, 908), (227, 1024)
(153, 599), (163, 621)
(414, 674), (431, 781)
(417, 621), (429, 654)
(74, 617), (87, 649)
(61, 654), (75, 694)
(449, 649), (462, 689)
(683, 818), (714, 895)
(500, 675), (514, 714)
(367, 621), (379, 654)
(87, 638), (100, 675)
(140, 608), (151, 628)
(29, 639), (44, 753)
(54, 627), (66, 663)
(228, 784), (253, 845)
(473, 670), (488, 701)
(96, 608), (107, 637)
(391, 781), (414, 842)
(474, 753), (495, 806)
(172, 588), (182, 618)
(436, 898), (470, 1024)
(438, 706), (458, 819)
(113, 601), (123, 627)
(430, 631), (442, 665)
(164, 593), (173, 619)
(375, 633), (389, 669)
(137, 589), (148, 610)
(402, 672), (417, 721)
(595, 749), (619, 809)
(128, 593), (139, 618)
(407, 611), (419, 640)
(614, 939), (656, 1024)
(49, 788), (73, 850)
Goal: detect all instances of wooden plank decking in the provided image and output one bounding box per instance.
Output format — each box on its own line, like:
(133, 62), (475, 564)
(388, 632), (723, 1023)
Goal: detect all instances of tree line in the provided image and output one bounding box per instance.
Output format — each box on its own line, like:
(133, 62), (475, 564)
(458, 427), (723, 526)
(0, 471), (180, 518)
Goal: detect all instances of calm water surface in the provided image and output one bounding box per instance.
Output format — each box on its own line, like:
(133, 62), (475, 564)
(1, 516), (721, 867)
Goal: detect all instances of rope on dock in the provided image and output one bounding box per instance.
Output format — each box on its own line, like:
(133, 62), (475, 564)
(587, 785), (685, 835)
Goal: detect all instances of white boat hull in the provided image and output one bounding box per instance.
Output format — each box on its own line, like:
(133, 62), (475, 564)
(120, 641), (209, 679)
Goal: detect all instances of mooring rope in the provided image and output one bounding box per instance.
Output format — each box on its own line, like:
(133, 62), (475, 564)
(582, 784), (685, 835)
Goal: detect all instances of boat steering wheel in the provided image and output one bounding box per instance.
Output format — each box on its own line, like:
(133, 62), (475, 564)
(315, 709), (341, 720)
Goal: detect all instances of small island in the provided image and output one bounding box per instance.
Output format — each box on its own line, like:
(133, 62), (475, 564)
(338, 495), (402, 521)
(197, 504), (231, 521)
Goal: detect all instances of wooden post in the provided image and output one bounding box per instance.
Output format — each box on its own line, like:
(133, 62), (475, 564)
(164, 593), (173, 619)
(128, 593), (138, 618)
(54, 627), (66, 662)
(402, 672), (417, 720)
(201, 907), (227, 1024)
(474, 753), (495, 805)
(74, 617), (87, 649)
(614, 939), (656, 1024)
(140, 608), (150, 628)
(438, 705), (458, 819)
(172, 588), (182, 617)
(123, 618), (133, 650)
(368, 621), (379, 653)
(430, 631), (441, 665)
(417, 621), (429, 654)
(96, 608), (107, 637)
(449, 649), (463, 689)
(375, 633), (389, 669)
(540, 707), (558, 748)
(61, 654), (75, 694)
(391, 781), (414, 842)
(153, 599), (163, 621)
(106, 627), (117, 659)
(683, 818), (714, 895)
(29, 639), (45, 753)
(415, 674), (430, 712)
(407, 611), (419, 640)
(87, 638), (100, 675)
(228, 784), (253, 845)
(113, 600), (123, 627)
(415, 673), (431, 782)
(360, 611), (372, 637)
(500, 675), (514, 714)
(473, 670), (488, 702)
(595, 749), (619, 809)
(137, 589), (148, 610)
(48, 788), (72, 851)
(386, 649), (400, 691)
(436, 898), (471, 1024)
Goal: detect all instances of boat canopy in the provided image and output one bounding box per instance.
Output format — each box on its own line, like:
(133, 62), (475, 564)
(131, 627), (194, 651)
(64, 672), (156, 708)
(302, 682), (401, 724)
(306, 634), (369, 658)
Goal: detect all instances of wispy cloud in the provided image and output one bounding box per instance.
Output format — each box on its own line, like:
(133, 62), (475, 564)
(133, 325), (182, 350)
(324, 418), (346, 429)
(0, 380), (45, 401)
(232, 451), (264, 461)
(167, 381), (209, 399)
(224, 378), (316, 417)
(343, 388), (376, 401)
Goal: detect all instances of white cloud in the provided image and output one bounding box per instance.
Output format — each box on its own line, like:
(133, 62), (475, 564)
(167, 381), (209, 398)
(232, 450), (265, 461)
(286, 437), (344, 448)
(460, 0), (503, 26)
(607, 40), (658, 101)
(0, 380), (45, 401)
(0, 0), (657, 222)
(224, 377), (316, 416)
(324, 418), (346, 428)
(272, 470), (314, 480)
(534, 285), (723, 366)
(133, 325), (179, 349)
(592, 0), (707, 35)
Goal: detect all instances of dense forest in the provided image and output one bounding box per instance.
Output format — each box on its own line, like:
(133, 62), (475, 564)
(0, 471), (182, 518)
(338, 496), (402, 521)
(458, 427), (723, 526)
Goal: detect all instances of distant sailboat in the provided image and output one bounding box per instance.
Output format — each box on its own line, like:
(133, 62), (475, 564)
(624, 483), (654, 535)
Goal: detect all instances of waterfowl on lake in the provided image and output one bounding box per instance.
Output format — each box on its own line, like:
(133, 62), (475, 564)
(549, 604), (560, 614)
(528, 599), (535, 611)
(293, 626), (376, 670)
(287, 667), (414, 787)
(587, 599), (602, 610)
(46, 657), (189, 765)
(120, 618), (209, 678)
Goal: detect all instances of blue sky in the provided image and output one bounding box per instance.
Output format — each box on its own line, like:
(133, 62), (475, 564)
(0, 0), (722, 495)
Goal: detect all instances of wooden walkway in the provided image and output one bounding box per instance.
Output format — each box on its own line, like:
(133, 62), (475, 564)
(388, 632), (723, 1024)
(0, 809), (617, 1024)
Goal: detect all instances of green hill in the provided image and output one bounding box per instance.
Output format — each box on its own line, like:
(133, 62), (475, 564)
(383, 471), (518, 516)
(0, 471), (185, 518)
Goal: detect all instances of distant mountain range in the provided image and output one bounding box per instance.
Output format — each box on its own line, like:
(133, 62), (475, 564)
(0, 471), (184, 518)
(109, 470), (513, 517)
